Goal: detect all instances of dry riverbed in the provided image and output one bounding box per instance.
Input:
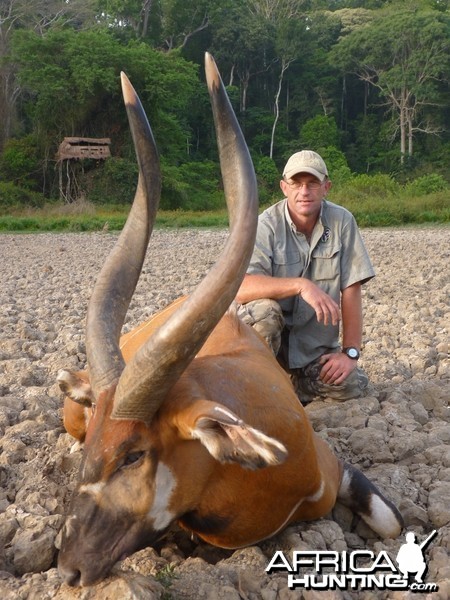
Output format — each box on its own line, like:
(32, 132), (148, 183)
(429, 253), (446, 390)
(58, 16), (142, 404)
(0, 226), (449, 599)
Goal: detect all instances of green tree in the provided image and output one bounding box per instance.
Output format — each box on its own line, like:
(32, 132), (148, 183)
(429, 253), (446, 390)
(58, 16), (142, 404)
(300, 115), (340, 150)
(3, 0), (450, 205)
(95, 0), (153, 38)
(0, 135), (40, 189)
(10, 28), (198, 195)
(331, 7), (450, 164)
(346, 114), (384, 173)
(269, 17), (306, 158)
(318, 146), (352, 186)
(210, 1), (275, 114)
(0, 0), (96, 151)
(96, 0), (212, 50)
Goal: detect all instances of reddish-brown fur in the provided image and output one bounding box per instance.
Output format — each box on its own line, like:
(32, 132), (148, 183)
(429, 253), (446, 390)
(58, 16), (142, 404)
(61, 298), (343, 549)
(57, 59), (402, 588)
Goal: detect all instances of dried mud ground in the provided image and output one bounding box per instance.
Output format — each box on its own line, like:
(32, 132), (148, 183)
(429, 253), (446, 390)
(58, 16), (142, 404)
(0, 226), (449, 600)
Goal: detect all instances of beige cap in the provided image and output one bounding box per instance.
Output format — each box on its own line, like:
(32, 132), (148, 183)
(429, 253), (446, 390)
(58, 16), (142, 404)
(283, 150), (328, 182)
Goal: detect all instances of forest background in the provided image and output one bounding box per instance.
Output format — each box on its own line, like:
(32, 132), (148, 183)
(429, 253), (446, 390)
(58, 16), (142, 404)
(0, 0), (449, 229)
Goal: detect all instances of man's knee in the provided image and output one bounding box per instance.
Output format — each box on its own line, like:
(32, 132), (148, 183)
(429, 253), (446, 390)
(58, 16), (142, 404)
(237, 299), (284, 354)
(322, 367), (369, 402)
(292, 359), (369, 403)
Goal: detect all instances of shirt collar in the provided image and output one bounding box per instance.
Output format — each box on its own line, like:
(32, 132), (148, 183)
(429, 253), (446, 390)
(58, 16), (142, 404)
(319, 199), (328, 226)
(284, 199), (296, 232)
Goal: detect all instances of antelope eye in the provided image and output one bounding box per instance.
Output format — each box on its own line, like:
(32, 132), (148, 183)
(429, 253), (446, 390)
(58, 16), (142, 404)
(122, 451), (145, 468)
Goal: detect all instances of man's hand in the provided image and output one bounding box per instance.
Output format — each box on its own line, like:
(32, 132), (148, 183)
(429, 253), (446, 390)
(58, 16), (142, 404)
(319, 352), (357, 385)
(298, 279), (341, 326)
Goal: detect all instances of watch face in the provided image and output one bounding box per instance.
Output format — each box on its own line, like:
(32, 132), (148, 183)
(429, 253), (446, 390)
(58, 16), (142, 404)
(346, 347), (359, 359)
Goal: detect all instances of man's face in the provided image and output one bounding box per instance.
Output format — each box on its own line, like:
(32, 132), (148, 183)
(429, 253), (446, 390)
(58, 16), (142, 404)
(280, 173), (331, 223)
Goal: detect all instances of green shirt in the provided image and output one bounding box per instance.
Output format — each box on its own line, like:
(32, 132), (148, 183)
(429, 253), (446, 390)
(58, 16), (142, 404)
(247, 199), (375, 368)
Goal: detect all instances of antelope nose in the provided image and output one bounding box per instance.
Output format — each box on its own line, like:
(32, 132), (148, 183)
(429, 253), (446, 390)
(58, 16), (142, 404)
(58, 563), (82, 587)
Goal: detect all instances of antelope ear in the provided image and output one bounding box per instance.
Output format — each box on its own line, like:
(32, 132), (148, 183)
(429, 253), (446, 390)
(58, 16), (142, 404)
(57, 369), (94, 407)
(177, 401), (288, 470)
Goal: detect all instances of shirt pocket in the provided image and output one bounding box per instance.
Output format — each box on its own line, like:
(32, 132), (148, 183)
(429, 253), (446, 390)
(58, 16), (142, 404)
(311, 243), (341, 281)
(273, 248), (301, 277)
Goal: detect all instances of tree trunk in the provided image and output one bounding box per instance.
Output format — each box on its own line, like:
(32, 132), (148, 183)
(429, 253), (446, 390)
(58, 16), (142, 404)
(399, 95), (406, 165)
(270, 58), (291, 159)
(270, 81), (281, 159)
(229, 64), (235, 87)
(364, 81), (368, 117)
(0, 67), (19, 153)
(407, 110), (413, 156)
(140, 0), (153, 39)
(241, 72), (250, 113)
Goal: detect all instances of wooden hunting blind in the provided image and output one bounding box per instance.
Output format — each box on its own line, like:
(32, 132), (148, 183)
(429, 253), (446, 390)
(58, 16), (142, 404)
(56, 137), (111, 203)
(56, 137), (111, 161)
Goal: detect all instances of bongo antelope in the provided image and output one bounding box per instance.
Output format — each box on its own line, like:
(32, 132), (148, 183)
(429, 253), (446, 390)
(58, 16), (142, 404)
(57, 53), (403, 587)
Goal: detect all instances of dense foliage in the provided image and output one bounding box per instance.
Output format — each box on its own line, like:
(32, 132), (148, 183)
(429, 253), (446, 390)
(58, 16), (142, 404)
(0, 0), (449, 212)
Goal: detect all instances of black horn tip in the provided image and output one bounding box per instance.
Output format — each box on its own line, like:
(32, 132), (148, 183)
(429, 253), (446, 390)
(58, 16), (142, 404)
(205, 52), (221, 92)
(120, 72), (138, 106)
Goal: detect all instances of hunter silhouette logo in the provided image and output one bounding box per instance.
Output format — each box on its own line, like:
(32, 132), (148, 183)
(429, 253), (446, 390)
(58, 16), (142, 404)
(266, 529), (440, 593)
(396, 530), (437, 584)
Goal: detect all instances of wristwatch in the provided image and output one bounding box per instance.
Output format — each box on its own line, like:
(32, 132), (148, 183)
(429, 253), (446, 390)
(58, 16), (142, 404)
(343, 347), (360, 360)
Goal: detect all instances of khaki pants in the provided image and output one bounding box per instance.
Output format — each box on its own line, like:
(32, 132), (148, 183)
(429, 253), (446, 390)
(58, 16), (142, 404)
(237, 299), (369, 404)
